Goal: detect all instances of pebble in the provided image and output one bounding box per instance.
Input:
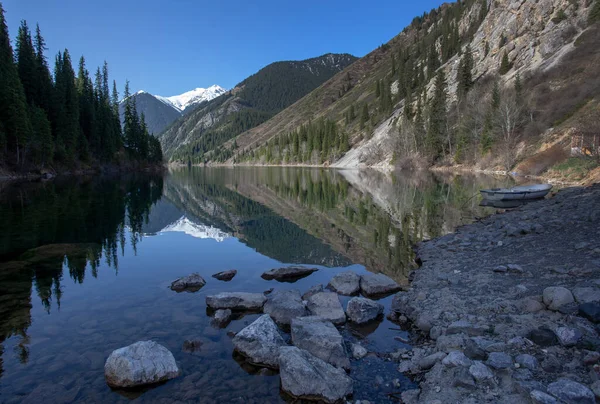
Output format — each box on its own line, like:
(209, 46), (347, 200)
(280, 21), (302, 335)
(442, 351), (473, 367)
(554, 326), (582, 347)
(543, 287), (575, 311)
(527, 327), (558, 347)
(468, 361), (495, 382)
(485, 352), (513, 369)
(515, 354), (538, 370)
(547, 378), (595, 404)
(530, 390), (558, 404)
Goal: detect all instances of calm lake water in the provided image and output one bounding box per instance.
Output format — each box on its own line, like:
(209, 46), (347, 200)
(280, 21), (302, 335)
(0, 167), (512, 403)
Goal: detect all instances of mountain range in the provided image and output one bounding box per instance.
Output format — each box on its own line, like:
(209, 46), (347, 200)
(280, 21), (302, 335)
(118, 85), (226, 134)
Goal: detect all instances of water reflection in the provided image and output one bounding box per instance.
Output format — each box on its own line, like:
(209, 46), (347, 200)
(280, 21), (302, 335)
(0, 167), (512, 402)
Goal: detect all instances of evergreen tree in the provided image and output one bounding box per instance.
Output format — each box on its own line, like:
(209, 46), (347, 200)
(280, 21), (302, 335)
(33, 24), (53, 114)
(0, 4), (32, 164)
(492, 80), (501, 110)
(375, 80), (381, 97)
(456, 44), (474, 101)
(499, 51), (511, 75)
(515, 72), (523, 98)
(360, 104), (370, 130)
(15, 21), (37, 106)
(426, 70), (447, 159)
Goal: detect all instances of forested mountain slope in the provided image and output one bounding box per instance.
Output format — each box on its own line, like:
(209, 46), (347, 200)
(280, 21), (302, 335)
(223, 0), (600, 175)
(159, 53), (357, 162)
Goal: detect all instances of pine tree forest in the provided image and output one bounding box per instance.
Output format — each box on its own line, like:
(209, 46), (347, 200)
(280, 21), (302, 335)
(0, 3), (162, 171)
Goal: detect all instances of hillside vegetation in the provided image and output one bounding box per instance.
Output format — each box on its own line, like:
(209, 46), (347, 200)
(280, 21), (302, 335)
(213, 0), (599, 177)
(159, 53), (357, 162)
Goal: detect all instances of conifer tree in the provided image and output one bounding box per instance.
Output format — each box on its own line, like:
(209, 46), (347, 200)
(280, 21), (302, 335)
(456, 44), (474, 101)
(515, 72), (523, 98)
(0, 4), (32, 164)
(426, 70), (447, 159)
(375, 80), (381, 97)
(33, 24), (52, 114)
(360, 104), (370, 130)
(591, 0), (600, 25)
(15, 21), (37, 106)
(499, 51), (511, 75)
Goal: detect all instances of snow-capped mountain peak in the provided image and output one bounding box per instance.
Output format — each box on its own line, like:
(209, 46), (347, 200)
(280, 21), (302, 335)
(156, 85), (226, 112)
(160, 216), (230, 242)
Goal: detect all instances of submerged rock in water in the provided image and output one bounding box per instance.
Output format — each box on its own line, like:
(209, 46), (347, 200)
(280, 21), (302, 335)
(170, 273), (206, 292)
(261, 266), (318, 282)
(212, 270), (237, 281)
(306, 291), (346, 325)
(232, 314), (287, 369)
(264, 289), (308, 326)
(360, 273), (402, 296)
(205, 292), (266, 311)
(211, 309), (232, 327)
(291, 316), (350, 370)
(279, 346), (353, 403)
(182, 339), (203, 354)
(328, 271), (361, 295)
(104, 340), (180, 387)
(346, 297), (383, 324)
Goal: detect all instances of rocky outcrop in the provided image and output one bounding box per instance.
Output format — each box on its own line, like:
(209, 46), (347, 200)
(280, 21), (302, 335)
(346, 297), (383, 324)
(291, 317), (350, 370)
(170, 273), (206, 292)
(278, 346), (353, 403)
(263, 289), (308, 326)
(205, 292), (266, 311)
(104, 341), (180, 387)
(232, 314), (287, 369)
(261, 266), (318, 282)
(328, 271), (361, 295)
(305, 292), (346, 325)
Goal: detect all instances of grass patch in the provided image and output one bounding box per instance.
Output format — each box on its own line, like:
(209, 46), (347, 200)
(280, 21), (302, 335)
(550, 157), (599, 180)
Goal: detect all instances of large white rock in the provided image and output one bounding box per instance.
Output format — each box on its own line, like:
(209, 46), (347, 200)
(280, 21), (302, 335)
(291, 316), (350, 370)
(279, 346), (353, 403)
(205, 292), (266, 311)
(306, 291), (346, 325)
(232, 314), (287, 369)
(104, 341), (180, 387)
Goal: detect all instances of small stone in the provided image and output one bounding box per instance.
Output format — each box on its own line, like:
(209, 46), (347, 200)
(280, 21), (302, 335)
(436, 334), (466, 352)
(507, 264), (524, 273)
(530, 390), (558, 404)
(584, 351), (600, 365)
(464, 338), (487, 360)
(486, 352), (513, 369)
(206, 292), (267, 311)
(446, 320), (487, 336)
(493, 265), (508, 273)
(442, 351), (473, 367)
(346, 297), (383, 324)
(400, 389), (421, 404)
(554, 327), (582, 347)
(418, 352), (447, 370)
(415, 313), (434, 333)
(469, 361), (495, 382)
(351, 343), (368, 360)
(572, 287), (600, 304)
(547, 378), (595, 404)
(264, 289), (308, 326)
(541, 355), (562, 373)
(515, 354), (538, 370)
(306, 292), (346, 325)
(170, 273), (206, 292)
(262, 266), (318, 282)
(575, 242), (590, 250)
(212, 270), (237, 281)
(591, 380), (600, 400)
(453, 368), (476, 389)
(521, 298), (545, 313)
(212, 309), (232, 327)
(579, 302), (600, 323)
(527, 327), (558, 347)
(543, 287), (575, 311)
(429, 326), (444, 340)
(359, 273), (402, 296)
(328, 271), (361, 295)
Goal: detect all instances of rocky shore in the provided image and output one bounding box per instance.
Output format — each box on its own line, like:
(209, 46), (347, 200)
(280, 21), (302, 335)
(390, 183), (600, 403)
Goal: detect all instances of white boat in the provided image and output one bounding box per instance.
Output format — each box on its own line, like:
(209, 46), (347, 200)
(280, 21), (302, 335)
(480, 184), (553, 201)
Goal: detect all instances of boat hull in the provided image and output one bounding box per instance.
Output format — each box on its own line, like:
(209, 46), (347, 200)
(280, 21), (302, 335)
(480, 184), (552, 201)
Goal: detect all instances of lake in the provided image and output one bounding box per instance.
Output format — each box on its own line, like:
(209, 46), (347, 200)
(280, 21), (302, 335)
(0, 167), (512, 403)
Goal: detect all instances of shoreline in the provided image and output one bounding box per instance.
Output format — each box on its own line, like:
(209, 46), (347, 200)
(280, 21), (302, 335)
(388, 183), (600, 403)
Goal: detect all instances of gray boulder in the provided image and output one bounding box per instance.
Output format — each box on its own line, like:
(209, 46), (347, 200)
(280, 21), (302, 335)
(205, 292), (266, 311)
(212, 270), (237, 281)
(418, 352), (447, 370)
(360, 273), (402, 296)
(264, 289), (308, 326)
(211, 309), (232, 327)
(328, 271), (361, 295)
(555, 326), (582, 347)
(442, 351), (473, 367)
(291, 317), (350, 370)
(261, 266), (318, 282)
(279, 346), (353, 403)
(346, 297), (383, 324)
(572, 287), (600, 304)
(547, 378), (595, 404)
(302, 284), (324, 300)
(232, 314), (286, 369)
(104, 341), (180, 387)
(469, 361), (495, 383)
(170, 273), (206, 292)
(486, 352), (513, 369)
(530, 390), (558, 404)
(515, 354), (538, 370)
(543, 287), (575, 311)
(351, 343), (368, 359)
(306, 292), (346, 325)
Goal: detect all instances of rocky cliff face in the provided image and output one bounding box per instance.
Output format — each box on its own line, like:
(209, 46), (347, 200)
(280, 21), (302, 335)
(335, 0), (592, 168)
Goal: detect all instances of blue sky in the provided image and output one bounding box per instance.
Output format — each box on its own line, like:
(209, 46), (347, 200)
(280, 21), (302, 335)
(4, 0), (445, 96)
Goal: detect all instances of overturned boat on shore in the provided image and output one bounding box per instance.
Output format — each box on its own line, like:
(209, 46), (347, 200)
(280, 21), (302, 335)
(480, 184), (553, 201)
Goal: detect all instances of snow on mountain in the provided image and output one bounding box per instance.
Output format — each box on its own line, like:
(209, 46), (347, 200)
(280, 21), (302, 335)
(156, 85), (227, 112)
(159, 216), (230, 242)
